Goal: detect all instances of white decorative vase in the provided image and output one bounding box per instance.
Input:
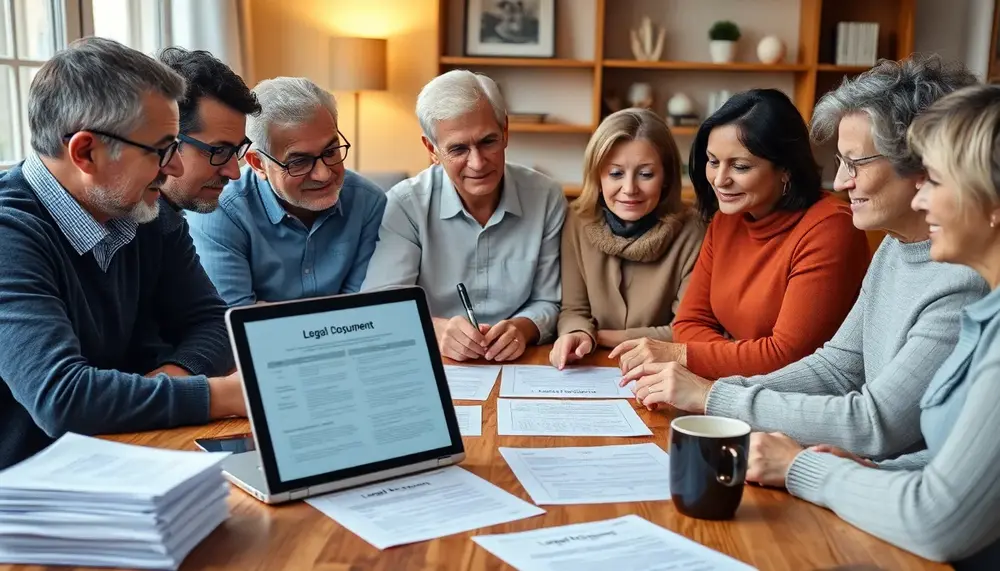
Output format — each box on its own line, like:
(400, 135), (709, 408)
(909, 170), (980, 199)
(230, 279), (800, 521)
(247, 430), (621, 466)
(709, 40), (736, 64)
(756, 35), (786, 64)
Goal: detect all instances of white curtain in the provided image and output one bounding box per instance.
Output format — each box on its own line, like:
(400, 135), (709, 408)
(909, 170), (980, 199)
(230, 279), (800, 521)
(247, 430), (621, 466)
(168, 0), (253, 82)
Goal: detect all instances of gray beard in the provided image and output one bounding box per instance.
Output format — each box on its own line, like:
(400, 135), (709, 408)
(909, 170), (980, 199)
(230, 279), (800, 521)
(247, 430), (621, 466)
(87, 186), (160, 224)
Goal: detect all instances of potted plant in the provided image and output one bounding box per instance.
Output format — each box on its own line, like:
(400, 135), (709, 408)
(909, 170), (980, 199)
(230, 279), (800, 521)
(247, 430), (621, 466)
(708, 20), (741, 63)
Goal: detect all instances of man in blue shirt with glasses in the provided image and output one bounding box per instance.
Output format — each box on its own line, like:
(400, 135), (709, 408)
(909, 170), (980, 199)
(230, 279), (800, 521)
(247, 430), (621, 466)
(156, 47), (261, 217)
(186, 77), (387, 306)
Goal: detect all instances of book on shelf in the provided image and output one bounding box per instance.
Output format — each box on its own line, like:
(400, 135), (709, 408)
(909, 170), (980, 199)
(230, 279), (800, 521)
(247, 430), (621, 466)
(835, 22), (879, 66)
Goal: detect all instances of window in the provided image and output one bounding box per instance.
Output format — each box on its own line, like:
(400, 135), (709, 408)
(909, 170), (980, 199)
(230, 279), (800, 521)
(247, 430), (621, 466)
(0, 0), (169, 166)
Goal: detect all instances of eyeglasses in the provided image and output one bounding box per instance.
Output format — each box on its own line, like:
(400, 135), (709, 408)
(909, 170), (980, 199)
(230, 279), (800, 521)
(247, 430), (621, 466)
(255, 133), (351, 177)
(178, 134), (252, 166)
(835, 152), (885, 178)
(63, 129), (179, 168)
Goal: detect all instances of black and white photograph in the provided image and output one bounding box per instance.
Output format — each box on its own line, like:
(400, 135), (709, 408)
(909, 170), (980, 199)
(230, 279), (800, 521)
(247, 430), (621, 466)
(464, 0), (555, 58)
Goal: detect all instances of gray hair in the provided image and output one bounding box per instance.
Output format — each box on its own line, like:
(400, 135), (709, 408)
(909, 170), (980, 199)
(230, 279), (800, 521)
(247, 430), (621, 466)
(247, 77), (338, 153)
(416, 69), (506, 147)
(29, 37), (186, 158)
(810, 54), (979, 177)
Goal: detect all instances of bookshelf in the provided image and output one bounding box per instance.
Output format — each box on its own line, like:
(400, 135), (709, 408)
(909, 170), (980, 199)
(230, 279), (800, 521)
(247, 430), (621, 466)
(437, 0), (916, 198)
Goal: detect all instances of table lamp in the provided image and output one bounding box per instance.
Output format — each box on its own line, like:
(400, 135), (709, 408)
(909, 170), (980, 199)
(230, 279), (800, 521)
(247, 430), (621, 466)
(328, 36), (387, 171)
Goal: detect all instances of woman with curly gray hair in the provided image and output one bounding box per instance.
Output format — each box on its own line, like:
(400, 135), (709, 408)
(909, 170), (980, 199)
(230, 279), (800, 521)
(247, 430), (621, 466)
(622, 55), (988, 473)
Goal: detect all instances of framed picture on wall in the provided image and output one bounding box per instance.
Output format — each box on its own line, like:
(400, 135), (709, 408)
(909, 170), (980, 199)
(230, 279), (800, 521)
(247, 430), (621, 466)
(464, 0), (556, 58)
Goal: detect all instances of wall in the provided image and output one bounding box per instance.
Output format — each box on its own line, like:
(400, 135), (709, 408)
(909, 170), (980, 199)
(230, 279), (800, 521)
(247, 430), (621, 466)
(914, 0), (994, 79)
(246, 0), (437, 176)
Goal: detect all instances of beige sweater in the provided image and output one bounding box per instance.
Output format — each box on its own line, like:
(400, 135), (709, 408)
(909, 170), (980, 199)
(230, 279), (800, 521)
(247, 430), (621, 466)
(557, 208), (705, 343)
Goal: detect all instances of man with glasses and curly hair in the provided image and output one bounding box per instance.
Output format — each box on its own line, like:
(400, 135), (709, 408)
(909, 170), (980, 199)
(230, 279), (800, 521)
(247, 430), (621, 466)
(0, 37), (247, 469)
(186, 76), (387, 306)
(156, 46), (261, 215)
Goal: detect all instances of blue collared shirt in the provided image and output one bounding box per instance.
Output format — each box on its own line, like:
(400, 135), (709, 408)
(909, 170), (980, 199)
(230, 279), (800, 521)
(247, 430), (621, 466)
(22, 154), (137, 272)
(186, 166), (387, 306)
(360, 163), (566, 342)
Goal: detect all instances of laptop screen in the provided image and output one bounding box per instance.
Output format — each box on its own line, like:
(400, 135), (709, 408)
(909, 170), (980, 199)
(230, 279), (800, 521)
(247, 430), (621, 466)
(241, 299), (454, 483)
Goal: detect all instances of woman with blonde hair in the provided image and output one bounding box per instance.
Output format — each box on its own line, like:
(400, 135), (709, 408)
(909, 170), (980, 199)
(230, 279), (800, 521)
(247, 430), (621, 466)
(744, 83), (1000, 571)
(549, 108), (704, 368)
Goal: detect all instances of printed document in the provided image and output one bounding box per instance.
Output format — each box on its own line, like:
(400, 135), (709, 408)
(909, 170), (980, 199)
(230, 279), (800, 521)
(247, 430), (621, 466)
(444, 365), (500, 400)
(455, 406), (482, 437)
(472, 515), (758, 571)
(496, 399), (651, 437)
(498, 443), (670, 504)
(306, 466), (544, 549)
(500, 365), (634, 398)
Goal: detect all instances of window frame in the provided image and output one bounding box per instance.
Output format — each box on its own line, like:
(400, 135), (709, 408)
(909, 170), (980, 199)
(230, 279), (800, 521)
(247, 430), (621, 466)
(0, 0), (170, 168)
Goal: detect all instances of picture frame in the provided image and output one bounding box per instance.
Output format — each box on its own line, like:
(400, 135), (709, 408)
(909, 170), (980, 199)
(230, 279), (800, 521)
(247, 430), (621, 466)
(464, 0), (556, 58)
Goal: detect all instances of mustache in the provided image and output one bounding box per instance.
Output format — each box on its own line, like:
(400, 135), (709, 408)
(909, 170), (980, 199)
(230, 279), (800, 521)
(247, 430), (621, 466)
(149, 174), (167, 188)
(204, 177), (229, 188)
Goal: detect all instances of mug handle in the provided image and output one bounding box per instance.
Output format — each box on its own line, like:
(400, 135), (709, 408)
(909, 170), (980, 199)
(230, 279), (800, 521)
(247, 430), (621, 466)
(716, 445), (747, 487)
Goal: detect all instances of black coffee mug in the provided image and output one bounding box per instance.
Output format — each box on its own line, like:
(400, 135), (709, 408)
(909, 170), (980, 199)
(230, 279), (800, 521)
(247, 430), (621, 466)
(669, 415), (750, 520)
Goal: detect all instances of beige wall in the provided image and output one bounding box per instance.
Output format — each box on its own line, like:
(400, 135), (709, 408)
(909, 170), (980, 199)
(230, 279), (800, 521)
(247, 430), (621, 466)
(246, 0), (437, 176)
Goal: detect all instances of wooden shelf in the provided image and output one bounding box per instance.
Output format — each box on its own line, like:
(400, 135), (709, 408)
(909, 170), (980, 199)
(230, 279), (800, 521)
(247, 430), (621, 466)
(439, 56), (595, 68)
(603, 60), (810, 72)
(816, 64), (874, 73)
(508, 122), (593, 134)
(669, 125), (699, 136)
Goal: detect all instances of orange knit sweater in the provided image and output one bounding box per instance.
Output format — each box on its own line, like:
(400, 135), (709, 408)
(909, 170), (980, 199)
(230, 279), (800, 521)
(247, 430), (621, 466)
(672, 194), (870, 379)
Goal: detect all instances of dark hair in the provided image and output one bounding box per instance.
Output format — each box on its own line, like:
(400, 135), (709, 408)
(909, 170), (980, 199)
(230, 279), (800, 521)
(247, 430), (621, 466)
(156, 46), (261, 135)
(688, 88), (822, 220)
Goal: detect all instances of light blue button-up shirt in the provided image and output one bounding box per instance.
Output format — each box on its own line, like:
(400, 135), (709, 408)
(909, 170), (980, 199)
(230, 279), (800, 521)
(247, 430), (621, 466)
(186, 166), (387, 306)
(360, 163), (566, 342)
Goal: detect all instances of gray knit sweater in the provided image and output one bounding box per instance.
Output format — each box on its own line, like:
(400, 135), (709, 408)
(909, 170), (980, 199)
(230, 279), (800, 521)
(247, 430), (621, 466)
(704, 238), (988, 459)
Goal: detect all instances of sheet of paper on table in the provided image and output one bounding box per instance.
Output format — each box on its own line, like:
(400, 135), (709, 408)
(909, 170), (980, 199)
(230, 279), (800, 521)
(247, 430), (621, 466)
(498, 443), (671, 504)
(305, 466), (544, 550)
(444, 365), (501, 400)
(496, 399), (652, 437)
(499, 365), (635, 398)
(0, 433), (230, 571)
(454, 405), (482, 436)
(472, 514), (758, 571)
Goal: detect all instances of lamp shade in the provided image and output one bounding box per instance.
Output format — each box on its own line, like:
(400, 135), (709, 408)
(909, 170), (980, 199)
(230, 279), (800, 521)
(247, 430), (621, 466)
(329, 37), (387, 92)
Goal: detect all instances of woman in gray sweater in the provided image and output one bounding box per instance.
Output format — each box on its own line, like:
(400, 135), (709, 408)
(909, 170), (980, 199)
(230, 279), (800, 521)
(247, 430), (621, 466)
(621, 55), (988, 461)
(750, 84), (1000, 570)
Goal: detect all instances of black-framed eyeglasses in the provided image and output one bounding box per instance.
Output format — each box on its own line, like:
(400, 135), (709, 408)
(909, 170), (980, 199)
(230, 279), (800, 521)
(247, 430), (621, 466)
(63, 129), (179, 168)
(835, 152), (885, 179)
(255, 132), (351, 177)
(178, 134), (252, 166)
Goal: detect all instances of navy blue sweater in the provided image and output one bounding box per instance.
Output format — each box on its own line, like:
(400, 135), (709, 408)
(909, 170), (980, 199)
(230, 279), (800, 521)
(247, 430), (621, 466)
(0, 165), (234, 469)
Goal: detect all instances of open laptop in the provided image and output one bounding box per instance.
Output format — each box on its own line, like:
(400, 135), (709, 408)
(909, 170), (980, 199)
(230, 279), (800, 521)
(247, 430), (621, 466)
(222, 286), (466, 504)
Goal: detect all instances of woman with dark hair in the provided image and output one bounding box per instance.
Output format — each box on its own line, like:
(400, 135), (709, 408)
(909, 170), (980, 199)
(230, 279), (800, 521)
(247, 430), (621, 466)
(611, 88), (870, 379)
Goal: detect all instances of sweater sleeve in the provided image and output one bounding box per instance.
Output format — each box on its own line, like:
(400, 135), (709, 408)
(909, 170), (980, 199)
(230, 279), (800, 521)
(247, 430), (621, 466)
(671, 218), (727, 342)
(785, 362), (1000, 563)
(706, 282), (977, 457)
(681, 213), (868, 379)
(556, 213), (597, 341)
(154, 216), (234, 376)
(0, 214), (210, 438)
(877, 449), (931, 471)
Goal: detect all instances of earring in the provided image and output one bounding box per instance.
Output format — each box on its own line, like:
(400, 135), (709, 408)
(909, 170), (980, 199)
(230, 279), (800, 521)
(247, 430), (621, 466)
(991, 217), (997, 229)
(782, 179), (790, 196)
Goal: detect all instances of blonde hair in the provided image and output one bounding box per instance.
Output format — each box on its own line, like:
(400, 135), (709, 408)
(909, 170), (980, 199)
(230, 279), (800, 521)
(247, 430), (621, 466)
(574, 108), (684, 220)
(908, 84), (1000, 212)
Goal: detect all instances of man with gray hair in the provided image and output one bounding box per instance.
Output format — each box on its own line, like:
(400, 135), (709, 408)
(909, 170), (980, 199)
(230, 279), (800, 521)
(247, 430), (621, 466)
(0, 37), (245, 470)
(362, 69), (567, 362)
(186, 76), (386, 306)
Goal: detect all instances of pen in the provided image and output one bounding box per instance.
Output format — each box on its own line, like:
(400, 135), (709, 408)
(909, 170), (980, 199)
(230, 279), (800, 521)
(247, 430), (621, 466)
(456, 283), (480, 329)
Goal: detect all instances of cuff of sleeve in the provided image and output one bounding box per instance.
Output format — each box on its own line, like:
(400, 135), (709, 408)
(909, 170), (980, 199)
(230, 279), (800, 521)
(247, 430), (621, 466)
(163, 349), (223, 378)
(704, 379), (745, 418)
(785, 449), (843, 506)
(557, 315), (596, 340)
(169, 375), (212, 426)
(516, 311), (556, 345)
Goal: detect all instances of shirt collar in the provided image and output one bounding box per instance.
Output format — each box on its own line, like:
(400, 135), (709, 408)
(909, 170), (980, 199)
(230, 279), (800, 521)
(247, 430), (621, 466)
(22, 153), (137, 255)
(256, 175), (343, 226)
(438, 164), (522, 220)
(965, 284), (1000, 324)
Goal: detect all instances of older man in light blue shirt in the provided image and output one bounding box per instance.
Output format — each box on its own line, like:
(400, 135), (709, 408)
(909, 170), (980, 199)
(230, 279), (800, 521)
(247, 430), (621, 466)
(187, 77), (386, 306)
(362, 69), (566, 363)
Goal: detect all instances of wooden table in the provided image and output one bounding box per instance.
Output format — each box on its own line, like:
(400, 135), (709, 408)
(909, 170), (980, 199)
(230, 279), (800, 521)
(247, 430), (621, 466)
(2, 346), (949, 571)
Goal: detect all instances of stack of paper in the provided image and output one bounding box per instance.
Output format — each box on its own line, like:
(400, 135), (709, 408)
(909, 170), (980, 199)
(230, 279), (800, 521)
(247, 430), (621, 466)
(0, 433), (231, 570)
